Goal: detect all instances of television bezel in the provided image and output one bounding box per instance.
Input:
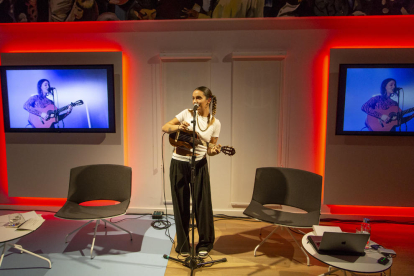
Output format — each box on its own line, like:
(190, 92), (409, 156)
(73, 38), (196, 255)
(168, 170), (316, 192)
(336, 63), (414, 136)
(1, 64), (116, 133)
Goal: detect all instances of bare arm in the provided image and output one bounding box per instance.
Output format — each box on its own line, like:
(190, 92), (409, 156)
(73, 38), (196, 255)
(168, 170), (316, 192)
(207, 137), (221, 156)
(162, 117), (189, 134)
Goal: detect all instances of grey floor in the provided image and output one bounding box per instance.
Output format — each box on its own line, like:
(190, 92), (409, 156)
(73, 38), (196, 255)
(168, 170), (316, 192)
(0, 210), (176, 276)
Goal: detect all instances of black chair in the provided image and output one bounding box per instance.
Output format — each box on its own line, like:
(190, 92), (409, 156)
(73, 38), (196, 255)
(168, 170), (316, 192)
(243, 167), (322, 265)
(55, 164), (133, 258)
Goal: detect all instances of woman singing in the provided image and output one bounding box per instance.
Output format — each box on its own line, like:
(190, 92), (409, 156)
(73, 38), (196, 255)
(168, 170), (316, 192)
(362, 78), (414, 131)
(162, 86), (221, 258)
(23, 79), (72, 128)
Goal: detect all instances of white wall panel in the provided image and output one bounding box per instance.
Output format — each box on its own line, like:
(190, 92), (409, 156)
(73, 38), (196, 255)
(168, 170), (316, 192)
(160, 58), (211, 203)
(230, 59), (284, 205)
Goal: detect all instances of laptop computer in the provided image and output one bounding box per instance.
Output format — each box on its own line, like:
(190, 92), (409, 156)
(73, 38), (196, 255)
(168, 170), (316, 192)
(308, 232), (370, 256)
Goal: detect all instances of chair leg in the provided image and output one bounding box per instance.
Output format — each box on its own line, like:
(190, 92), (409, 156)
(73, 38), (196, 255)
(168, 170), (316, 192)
(254, 225), (280, 257)
(65, 220), (94, 243)
(259, 224), (276, 235)
(0, 243), (51, 268)
(90, 220), (100, 259)
(13, 244), (52, 268)
(0, 243), (8, 267)
(286, 227), (310, 266)
(102, 219), (133, 240)
(318, 266), (341, 276)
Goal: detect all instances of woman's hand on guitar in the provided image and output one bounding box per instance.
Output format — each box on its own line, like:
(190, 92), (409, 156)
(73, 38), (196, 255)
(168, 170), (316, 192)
(210, 144), (221, 155)
(178, 121), (190, 131)
(381, 114), (390, 123)
(67, 105), (73, 114)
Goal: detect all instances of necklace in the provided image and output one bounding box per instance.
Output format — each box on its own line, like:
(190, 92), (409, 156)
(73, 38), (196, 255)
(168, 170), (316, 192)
(196, 113), (210, 132)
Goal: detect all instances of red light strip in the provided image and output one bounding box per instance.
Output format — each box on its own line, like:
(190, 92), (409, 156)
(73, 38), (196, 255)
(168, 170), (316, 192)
(327, 205), (414, 217)
(325, 44), (414, 216)
(0, 34), (126, 206)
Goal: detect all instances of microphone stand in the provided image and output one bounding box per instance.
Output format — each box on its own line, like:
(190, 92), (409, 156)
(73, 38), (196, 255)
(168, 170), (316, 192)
(51, 89), (59, 129)
(396, 90), (400, 132)
(396, 89), (404, 132)
(163, 106), (227, 276)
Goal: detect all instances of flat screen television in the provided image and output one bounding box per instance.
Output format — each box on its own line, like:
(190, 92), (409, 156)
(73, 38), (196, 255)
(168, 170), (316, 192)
(1, 64), (115, 133)
(336, 64), (414, 136)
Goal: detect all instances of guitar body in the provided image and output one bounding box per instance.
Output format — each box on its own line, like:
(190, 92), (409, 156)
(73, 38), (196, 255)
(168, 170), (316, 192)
(169, 131), (202, 149)
(366, 106), (401, 131)
(28, 100), (84, 128)
(169, 131), (236, 156)
(28, 104), (58, 128)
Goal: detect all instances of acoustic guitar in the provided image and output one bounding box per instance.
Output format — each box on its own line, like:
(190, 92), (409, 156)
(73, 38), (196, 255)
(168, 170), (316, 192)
(365, 105), (414, 131)
(28, 100), (84, 128)
(169, 131), (236, 156)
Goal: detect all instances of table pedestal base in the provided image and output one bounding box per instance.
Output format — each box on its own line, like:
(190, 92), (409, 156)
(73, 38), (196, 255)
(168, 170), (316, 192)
(0, 242), (52, 268)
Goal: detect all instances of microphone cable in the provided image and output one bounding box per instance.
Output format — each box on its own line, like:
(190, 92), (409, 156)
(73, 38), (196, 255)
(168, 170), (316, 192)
(156, 132), (175, 245)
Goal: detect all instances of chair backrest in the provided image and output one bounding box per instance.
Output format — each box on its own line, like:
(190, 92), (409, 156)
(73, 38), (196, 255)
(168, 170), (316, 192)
(66, 164), (132, 203)
(251, 167), (322, 213)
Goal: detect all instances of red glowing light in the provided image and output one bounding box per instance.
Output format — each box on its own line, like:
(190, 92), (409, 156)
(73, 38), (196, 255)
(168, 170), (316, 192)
(323, 18), (414, 216)
(0, 22), (127, 207)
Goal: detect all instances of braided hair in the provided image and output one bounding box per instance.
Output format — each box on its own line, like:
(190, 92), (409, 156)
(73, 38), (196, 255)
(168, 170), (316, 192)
(195, 86), (217, 116)
(211, 95), (217, 116)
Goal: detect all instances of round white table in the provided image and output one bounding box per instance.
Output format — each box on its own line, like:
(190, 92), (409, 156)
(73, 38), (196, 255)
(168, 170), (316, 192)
(302, 232), (392, 275)
(0, 213), (51, 268)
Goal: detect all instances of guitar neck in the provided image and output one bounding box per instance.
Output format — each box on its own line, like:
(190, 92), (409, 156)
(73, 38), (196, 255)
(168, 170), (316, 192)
(195, 138), (213, 149)
(199, 139), (221, 149)
(57, 104), (71, 114)
(402, 107), (414, 116)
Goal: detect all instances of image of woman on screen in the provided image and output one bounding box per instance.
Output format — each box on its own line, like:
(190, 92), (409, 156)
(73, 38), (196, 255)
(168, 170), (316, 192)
(23, 79), (72, 128)
(161, 86), (221, 259)
(361, 78), (414, 131)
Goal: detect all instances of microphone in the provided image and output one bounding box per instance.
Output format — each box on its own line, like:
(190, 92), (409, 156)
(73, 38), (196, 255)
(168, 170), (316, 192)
(48, 87), (55, 95)
(193, 103), (199, 111)
(391, 87), (402, 97)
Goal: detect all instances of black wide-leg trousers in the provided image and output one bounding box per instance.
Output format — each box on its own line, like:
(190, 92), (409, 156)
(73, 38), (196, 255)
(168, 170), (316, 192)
(170, 157), (215, 254)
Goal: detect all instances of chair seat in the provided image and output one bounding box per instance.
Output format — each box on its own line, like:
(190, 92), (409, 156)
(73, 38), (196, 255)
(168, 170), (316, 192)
(243, 200), (319, 228)
(55, 199), (130, 220)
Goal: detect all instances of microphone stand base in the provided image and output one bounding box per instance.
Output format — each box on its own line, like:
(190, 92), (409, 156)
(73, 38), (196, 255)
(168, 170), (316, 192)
(163, 254), (227, 275)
